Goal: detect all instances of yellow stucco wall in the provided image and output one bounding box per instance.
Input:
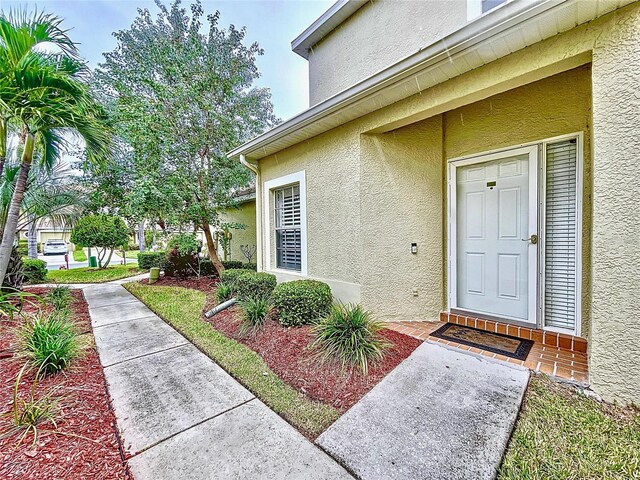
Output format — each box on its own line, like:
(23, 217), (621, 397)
(308, 0), (467, 105)
(256, 3), (640, 404)
(223, 200), (257, 263)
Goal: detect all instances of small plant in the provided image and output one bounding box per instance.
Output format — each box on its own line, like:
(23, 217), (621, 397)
(46, 286), (72, 311)
(310, 303), (390, 374)
(0, 363), (63, 446)
(235, 272), (277, 301)
(0, 289), (42, 321)
(238, 297), (271, 335)
(272, 280), (332, 327)
(216, 282), (233, 303)
(18, 311), (83, 375)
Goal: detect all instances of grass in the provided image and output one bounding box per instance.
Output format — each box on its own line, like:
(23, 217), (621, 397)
(123, 282), (340, 438)
(499, 375), (640, 479)
(125, 250), (139, 259)
(72, 248), (87, 262)
(46, 264), (140, 284)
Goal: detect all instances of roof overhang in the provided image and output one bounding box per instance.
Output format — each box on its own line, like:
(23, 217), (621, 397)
(230, 0), (635, 162)
(291, 0), (368, 59)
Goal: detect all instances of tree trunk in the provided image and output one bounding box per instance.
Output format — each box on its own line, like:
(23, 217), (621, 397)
(27, 219), (38, 259)
(138, 221), (145, 252)
(201, 220), (225, 275)
(104, 248), (114, 269)
(0, 118), (7, 182)
(0, 133), (35, 284)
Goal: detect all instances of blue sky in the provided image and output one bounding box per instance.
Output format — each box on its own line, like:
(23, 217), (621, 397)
(4, 0), (334, 120)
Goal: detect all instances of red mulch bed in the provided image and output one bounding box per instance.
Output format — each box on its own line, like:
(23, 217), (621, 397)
(209, 307), (422, 411)
(0, 288), (132, 480)
(139, 275), (218, 293)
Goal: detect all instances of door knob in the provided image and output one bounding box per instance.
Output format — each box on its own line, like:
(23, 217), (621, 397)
(522, 234), (538, 245)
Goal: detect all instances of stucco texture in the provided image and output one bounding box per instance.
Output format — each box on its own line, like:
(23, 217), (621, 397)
(255, 3), (640, 404)
(589, 5), (640, 405)
(308, 0), (467, 105)
(223, 200), (257, 263)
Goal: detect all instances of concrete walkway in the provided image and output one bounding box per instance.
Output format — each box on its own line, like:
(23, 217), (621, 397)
(317, 342), (530, 480)
(84, 283), (351, 480)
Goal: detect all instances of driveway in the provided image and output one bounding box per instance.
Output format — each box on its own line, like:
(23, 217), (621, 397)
(39, 250), (127, 270)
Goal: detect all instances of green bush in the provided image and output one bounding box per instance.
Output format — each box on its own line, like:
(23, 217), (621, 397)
(243, 263), (257, 271)
(215, 282), (233, 303)
(310, 303), (389, 374)
(22, 259), (47, 284)
(167, 233), (199, 256)
(18, 310), (84, 375)
(222, 260), (244, 270)
(238, 297), (271, 335)
(199, 258), (218, 277)
(272, 280), (332, 327)
(235, 272), (276, 301)
(71, 214), (129, 268)
(220, 268), (248, 287)
(17, 240), (28, 257)
(138, 251), (167, 270)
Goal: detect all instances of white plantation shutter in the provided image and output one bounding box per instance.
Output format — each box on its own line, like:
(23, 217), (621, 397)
(275, 185), (302, 271)
(544, 139), (578, 331)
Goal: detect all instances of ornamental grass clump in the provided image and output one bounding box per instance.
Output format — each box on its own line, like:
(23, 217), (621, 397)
(310, 303), (390, 375)
(46, 286), (72, 311)
(215, 282), (233, 303)
(18, 310), (84, 375)
(238, 298), (271, 335)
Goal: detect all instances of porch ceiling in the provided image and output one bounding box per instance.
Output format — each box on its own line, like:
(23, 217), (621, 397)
(228, 0), (634, 162)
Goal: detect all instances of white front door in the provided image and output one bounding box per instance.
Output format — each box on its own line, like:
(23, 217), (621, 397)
(453, 147), (538, 324)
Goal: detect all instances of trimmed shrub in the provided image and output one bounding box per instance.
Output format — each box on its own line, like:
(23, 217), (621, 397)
(238, 297), (271, 335)
(272, 280), (332, 327)
(310, 303), (390, 374)
(167, 233), (199, 256)
(222, 260), (244, 270)
(220, 268), (248, 287)
(235, 272), (277, 301)
(17, 240), (28, 257)
(199, 258), (218, 277)
(165, 250), (197, 278)
(215, 282), (233, 303)
(138, 251), (167, 270)
(243, 263), (257, 271)
(22, 259), (47, 284)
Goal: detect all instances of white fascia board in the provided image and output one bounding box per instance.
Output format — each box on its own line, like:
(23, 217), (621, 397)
(229, 0), (632, 162)
(291, 0), (367, 59)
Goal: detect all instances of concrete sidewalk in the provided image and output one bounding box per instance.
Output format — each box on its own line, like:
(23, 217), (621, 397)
(317, 342), (529, 480)
(84, 284), (351, 480)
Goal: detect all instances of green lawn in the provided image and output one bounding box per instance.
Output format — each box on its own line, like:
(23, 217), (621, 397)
(72, 248), (87, 262)
(123, 282), (339, 438)
(124, 250), (139, 259)
(46, 264), (141, 283)
(499, 375), (640, 479)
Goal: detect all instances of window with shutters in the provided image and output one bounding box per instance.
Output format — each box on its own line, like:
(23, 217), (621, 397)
(274, 184), (301, 271)
(543, 139), (580, 332)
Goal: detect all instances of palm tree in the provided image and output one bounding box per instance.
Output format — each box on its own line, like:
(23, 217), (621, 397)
(0, 159), (85, 258)
(0, 12), (110, 282)
(0, 9), (78, 181)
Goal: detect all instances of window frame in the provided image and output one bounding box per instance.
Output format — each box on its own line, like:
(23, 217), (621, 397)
(274, 184), (302, 271)
(263, 171), (307, 276)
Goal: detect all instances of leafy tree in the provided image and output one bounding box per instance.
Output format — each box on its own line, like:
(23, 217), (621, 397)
(71, 214), (129, 268)
(0, 10), (111, 282)
(96, 0), (277, 275)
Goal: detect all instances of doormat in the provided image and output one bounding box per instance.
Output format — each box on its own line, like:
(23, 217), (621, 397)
(429, 323), (533, 361)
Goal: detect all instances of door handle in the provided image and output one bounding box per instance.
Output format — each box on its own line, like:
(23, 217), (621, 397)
(522, 234), (538, 245)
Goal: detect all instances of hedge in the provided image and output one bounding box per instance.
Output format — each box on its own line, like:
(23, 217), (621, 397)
(17, 240), (28, 257)
(272, 280), (333, 327)
(138, 251), (167, 270)
(22, 259), (47, 284)
(220, 268), (250, 286)
(221, 260), (244, 270)
(235, 272), (277, 301)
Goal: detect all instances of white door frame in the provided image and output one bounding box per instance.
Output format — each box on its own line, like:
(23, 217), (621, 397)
(448, 145), (539, 326)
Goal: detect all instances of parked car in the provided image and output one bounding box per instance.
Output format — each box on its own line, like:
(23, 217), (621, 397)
(42, 239), (69, 256)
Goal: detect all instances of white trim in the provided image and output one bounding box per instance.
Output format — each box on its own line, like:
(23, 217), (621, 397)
(291, 0), (367, 59)
(447, 132), (584, 336)
(448, 145), (538, 325)
(263, 171), (307, 276)
(466, 0), (483, 21)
